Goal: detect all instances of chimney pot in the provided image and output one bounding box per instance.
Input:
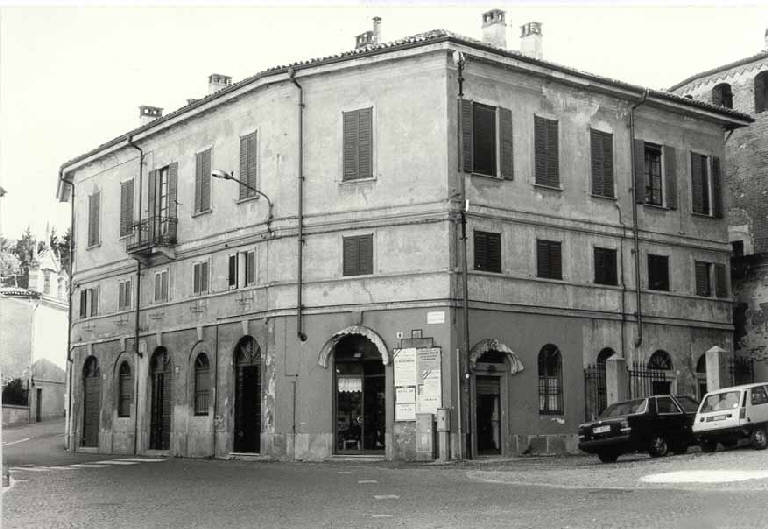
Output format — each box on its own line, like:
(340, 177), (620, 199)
(520, 22), (543, 60)
(480, 9), (507, 49)
(208, 73), (232, 95)
(139, 105), (163, 125)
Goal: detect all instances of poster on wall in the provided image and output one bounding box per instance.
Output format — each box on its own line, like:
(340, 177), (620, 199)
(393, 348), (417, 387)
(417, 348), (442, 415)
(395, 386), (416, 421)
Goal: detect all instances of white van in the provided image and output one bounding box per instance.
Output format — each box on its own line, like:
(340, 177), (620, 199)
(693, 383), (768, 452)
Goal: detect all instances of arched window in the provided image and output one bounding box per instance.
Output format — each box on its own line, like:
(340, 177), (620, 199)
(118, 361), (132, 417)
(597, 347), (615, 366)
(194, 353), (210, 416)
(538, 345), (563, 415)
(648, 350), (672, 370)
(711, 83), (733, 109)
(755, 71), (768, 113)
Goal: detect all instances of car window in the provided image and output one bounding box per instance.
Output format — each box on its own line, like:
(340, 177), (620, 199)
(701, 391), (741, 412)
(600, 399), (647, 418)
(674, 395), (700, 413)
(656, 396), (682, 414)
(751, 386), (768, 406)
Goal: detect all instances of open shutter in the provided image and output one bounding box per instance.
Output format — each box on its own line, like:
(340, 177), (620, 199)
(550, 241), (562, 280)
(228, 255), (237, 288)
(193, 264), (200, 294)
(536, 240), (549, 277)
(460, 99), (473, 173)
(534, 116), (546, 185)
(343, 111), (359, 181)
(474, 232), (488, 271)
(120, 180), (134, 237)
(602, 132), (614, 198)
(715, 263), (728, 297)
(499, 107), (514, 180)
(168, 163), (178, 219)
(201, 150), (211, 212)
(201, 261), (209, 293)
(195, 152), (203, 212)
(343, 237), (357, 276)
(712, 156), (723, 218)
(547, 119), (559, 187)
(664, 145), (677, 210)
(358, 108), (372, 180)
(590, 129), (604, 196)
(634, 140), (646, 204)
(246, 132), (258, 192)
(80, 290), (87, 318)
(91, 287), (99, 317)
(691, 153), (704, 214)
(488, 233), (501, 273)
(695, 262), (710, 297)
(239, 136), (249, 199)
(148, 169), (157, 222)
(359, 234), (373, 275)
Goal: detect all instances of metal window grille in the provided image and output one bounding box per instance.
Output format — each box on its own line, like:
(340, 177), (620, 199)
(629, 360), (674, 398)
(538, 346), (563, 415)
(194, 354), (210, 416)
(584, 363), (607, 421)
(118, 362), (132, 418)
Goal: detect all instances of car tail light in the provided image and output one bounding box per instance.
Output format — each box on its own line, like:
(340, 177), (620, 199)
(740, 407), (747, 419)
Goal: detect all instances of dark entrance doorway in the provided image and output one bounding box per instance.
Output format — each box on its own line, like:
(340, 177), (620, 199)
(35, 388), (42, 422)
(234, 337), (261, 453)
(149, 347), (172, 450)
(82, 357), (100, 447)
(334, 335), (385, 454)
(476, 376), (501, 454)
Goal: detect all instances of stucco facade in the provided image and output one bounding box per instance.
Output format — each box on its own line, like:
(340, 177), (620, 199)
(59, 21), (749, 460)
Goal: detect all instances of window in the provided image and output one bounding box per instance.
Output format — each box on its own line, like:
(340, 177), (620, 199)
(750, 386), (768, 406)
(634, 141), (677, 209)
(194, 149), (211, 213)
(644, 143), (663, 206)
(239, 132), (258, 199)
(148, 164), (177, 223)
(120, 179), (134, 237)
(245, 251), (255, 285)
(755, 71), (768, 113)
(536, 239), (562, 280)
(343, 107), (373, 181)
(87, 191), (100, 247)
(648, 350), (672, 370)
(228, 254), (238, 289)
(118, 279), (132, 310)
(731, 240), (745, 257)
(538, 344), (563, 415)
(593, 247), (618, 286)
(590, 129), (614, 198)
(647, 254), (669, 291)
(691, 152), (723, 217)
(154, 270), (169, 303)
(695, 261), (712, 297)
(343, 234), (373, 276)
(79, 287), (99, 318)
(460, 100), (513, 179)
(534, 115), (559, 187)
(194, 353), (210, 416)
(193, 261), (209, 295)
(118, 361), (132, 418)
(711, 83), (733, 109)
(473, 231), (501, 273)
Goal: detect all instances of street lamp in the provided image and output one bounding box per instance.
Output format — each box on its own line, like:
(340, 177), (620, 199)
(211, 169), (274, 233)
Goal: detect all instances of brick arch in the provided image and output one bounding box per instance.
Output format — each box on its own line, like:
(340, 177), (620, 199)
(469, 338), (524, 374)
(317, 325), (389, 368)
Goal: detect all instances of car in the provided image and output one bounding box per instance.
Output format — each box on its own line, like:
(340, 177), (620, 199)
(692, 382), (768, 452)
(578, 394), (700, 463)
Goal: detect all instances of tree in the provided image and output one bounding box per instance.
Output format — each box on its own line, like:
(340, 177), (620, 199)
(2, 378), (28, 406)
(0, 251), (20, 284)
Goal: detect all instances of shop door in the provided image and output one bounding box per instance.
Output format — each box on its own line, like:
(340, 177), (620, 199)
(149, 350), (172, 450)
(82, 361), (100, 447)
(234, 364), (261, 453)
(476, 376), (501, 455)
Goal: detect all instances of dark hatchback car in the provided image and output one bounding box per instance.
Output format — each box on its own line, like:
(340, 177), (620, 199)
(578, 395), (700, 463)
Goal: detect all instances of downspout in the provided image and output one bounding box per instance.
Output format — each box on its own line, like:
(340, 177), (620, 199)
(57, 168), (74, 451)
(613, 203), (627, 357)
(629, 89), (649, 348)
(126, 135), (144, 455)
(212, 323), (219, 458)
(289, 68), (307, 342)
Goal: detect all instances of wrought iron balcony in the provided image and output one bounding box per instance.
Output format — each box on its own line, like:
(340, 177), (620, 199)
(125, 217), (178, 258)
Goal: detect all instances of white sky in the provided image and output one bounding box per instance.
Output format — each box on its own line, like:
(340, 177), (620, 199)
(1, 1), (767, 240)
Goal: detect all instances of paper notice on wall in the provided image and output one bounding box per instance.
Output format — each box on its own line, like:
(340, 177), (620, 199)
(395, 386), (416, 421)
(393, 348), (417, 387)
(417, 348), (442, 415)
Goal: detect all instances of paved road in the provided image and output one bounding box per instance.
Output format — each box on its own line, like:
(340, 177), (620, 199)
(3, 422), (768, 528)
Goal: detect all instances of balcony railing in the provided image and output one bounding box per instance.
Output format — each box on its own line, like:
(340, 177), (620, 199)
(125, 216), (178, 254)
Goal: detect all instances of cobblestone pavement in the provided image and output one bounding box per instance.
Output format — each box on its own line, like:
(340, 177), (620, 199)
(4, 444), (768, 529)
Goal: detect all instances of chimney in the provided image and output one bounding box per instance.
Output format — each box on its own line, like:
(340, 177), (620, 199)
(481, 9), (507, 49)
(208, 73), (232, 95)
(373, 17), (382, 44)
(355, 17), (381, 49)
(520, 22), (543, 60)
(139, 105), (163, 125)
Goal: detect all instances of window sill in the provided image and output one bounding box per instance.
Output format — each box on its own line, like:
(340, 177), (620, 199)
(192, 209), (212, 218)
(642, 203), (668, 211)
(594, 281), (619, 287)
(86, 243), (101, 250)
(590, 193), (616, 201)
(647, 287), (671, 293)
(236, 196), (260, 205)
(533, 183), (562, 192)
(339, 177), (377, 185)
(536, 275), (564, 282)
(691, 212), (718, 219)
(342, 273), (374, 278)
(470, 172), (501, 180)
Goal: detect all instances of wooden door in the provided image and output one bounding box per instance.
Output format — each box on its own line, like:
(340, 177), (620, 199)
(149, 350), (172, 450)
(82, 358), (100, 447)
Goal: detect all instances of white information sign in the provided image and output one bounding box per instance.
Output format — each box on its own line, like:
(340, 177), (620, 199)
(417, 348), (442, 415)
(426, 311), (445, 325)
(393, 348), (417, 387)
(395, 386), (417, 421)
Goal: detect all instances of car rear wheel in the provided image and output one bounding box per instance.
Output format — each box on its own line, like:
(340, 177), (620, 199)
(750, 428), (768, 450)
(700, 440), (718, 453)
(648, 436), (669, 458)
(597, 450), (619, 463)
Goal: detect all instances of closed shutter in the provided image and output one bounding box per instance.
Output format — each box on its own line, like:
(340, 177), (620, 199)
(168, 163), (178, 218)
(154, 273), (161, 302)
(118, 281), (125, 309)
(358, 108), (372, 180)
(91, 287), (99, 317)
(473, 232), (501, 272)
(343, 235), (373, 276)
(664, 146), (677, 210)
(602, 132), (614, 198)
(343, 237), (357, 276)
(546, 119), (559, 186)
(195, 150), (211, 212)
(634, 140), (646, 204)
(591, 129), (605, 196)
(88, 192), (100, 247)
(550, 241), (562, 280)
(535, 116), (559, 187)
(460, 99), (473, 173)
(474, 232), (488, 271)
(80, 290), (87, 318)
(246, 252), (255, 284)
(535, 116), (546, 185)
(358, 234), (373, 275)
(712, 156), (723, 218)
(691, 153), (704, 214)
(499, 107), (513, 180)
(537, 240), (562, 279)
(161, 271), (168, 301)
(536, 239), (549, 278)
(193, 263), (200, 294)
(487, 232), (501, 273)
(715, 263), (728, 297)
(343, 111), (359, 181)
(239, 136), (249, 200)
(120, 180), (134, 237)
(695, 261), (711, 297)
(201, 262), (209, 293)
(247, 132), (258, 193)
(125, 280), (131, 309)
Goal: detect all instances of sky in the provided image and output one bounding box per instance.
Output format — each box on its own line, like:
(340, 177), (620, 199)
(1, 1), (767, 241)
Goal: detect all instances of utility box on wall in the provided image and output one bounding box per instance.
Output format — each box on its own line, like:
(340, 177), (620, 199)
(415, 413), (435, 461)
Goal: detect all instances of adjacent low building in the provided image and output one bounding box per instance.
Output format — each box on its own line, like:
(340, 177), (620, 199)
(57, 11), (751, 460)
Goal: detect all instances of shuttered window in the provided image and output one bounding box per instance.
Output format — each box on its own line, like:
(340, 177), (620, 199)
(245, 251), (255, 285)
(644, 143), (663, 206)
(193, 261), (209, 295)
(534, 116), (559, 187)
(593, 247), (618, 285)
(228, 254), (238, 289)
(473, 103), (496, 177)
(691, 152), (709, 214)
(715, 263), (728, 298)
(711, 157), (723, 218)
(194, 353), (210, 416)
(194, 149), (212, 213)
(473, 231), (501, 273)
(154, 270), (169, 302)
(343, 108), (373, 181)
(459, 100), (513, 179)
(79, 290), (87, 319)
(87, 191), (100, 247)
(118, 362), (132, 418)
(536, 239), (562, 280)
(80, 287), (99, 318)
(239, 132), (258, 199)
(648, 254), (669, 291)
(755, 72), (768, 113)
(343, 234), (373, 276)
(712, 83), (734, 109)
(119, 179), (134, 237)
(695, 261), (712, 297)
(590, 129), (614, 198)
(118, 279), (132, 310)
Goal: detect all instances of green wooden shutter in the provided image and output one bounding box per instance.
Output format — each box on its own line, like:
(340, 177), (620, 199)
(461, 99), (473, 173)
(343, 237), (357, 275)
(534, 116), (546, 185)
(590, 129), (604, 196)
(664, 146), (677, 210)
(535, 117), (559, 187)
(691, 153), (704, 214)
(487, 232), (501, 273)
(247, 132), (258, 193)
(499, 107), (513, 180)
(239, 136), (249, 199)
(358, 108), (372, 180)
(712, 156), (723, 218)
(715, 263), (728, 297)
(168, 163), (178, 219)
(634, 140), (646, 204)
(536, 239), (549, 277)
(343, 111), (359, 181)
(550, 241), (562, 280)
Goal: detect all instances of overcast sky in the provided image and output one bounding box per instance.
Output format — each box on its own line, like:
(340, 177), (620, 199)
(1, 1), (767, 241)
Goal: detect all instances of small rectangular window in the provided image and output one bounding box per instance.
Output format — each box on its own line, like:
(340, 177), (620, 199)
(118, 279), (132, 310)
(81, 287), (99, 318)
(695, 261), (712, 297)
(593, 247), (618, 286)
(534, 116), (559, 187)
(536, 239), (562, 280)
(473, 231), (501, 273)
(644, 143), (663, 206)
(154, 270), (169, 303)
(472, 103), (496, 177)
(731, 240), (745, 257)
(343, 234), (374, 276)
(648, 254), (669, 291)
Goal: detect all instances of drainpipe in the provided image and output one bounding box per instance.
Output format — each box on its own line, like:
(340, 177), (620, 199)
(289, 69), (307, 342)
(126, 135), (144, 455)
(613, 203), (627, 358)
(57, 168), (74, 450)
(629, 89), (649, 348)
(212, 323), (219, 458)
